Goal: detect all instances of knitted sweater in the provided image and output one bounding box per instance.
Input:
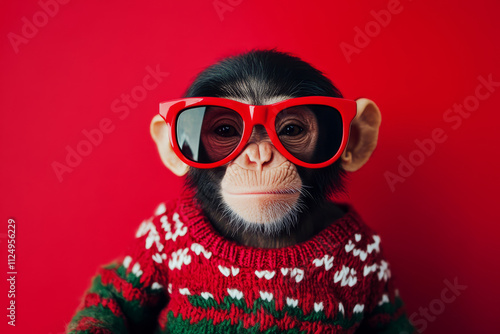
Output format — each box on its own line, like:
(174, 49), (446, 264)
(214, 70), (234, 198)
(67, 190), (415, 334)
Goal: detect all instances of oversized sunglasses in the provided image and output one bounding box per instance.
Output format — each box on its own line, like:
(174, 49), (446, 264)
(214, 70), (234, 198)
(159, 96), (357, 169)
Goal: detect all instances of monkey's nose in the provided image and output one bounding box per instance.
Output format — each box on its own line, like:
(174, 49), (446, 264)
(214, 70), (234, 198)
(234, 141), (286, 171)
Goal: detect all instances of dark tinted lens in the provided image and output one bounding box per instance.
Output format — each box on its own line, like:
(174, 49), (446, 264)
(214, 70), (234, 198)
(176, 106), (243, 163)
(275, 105), (343, 164)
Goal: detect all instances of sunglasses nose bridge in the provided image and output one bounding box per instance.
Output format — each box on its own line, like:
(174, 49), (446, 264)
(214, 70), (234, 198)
(245, 105), (281, 154)
(249, 105), (268, 126)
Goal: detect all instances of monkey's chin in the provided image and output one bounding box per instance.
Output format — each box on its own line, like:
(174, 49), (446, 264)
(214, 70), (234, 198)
(221, 190), (302, 226)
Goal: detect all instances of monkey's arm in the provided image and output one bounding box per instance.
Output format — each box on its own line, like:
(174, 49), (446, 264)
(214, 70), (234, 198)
(355, 279), (415, 333)
(66, 214), (169, 334)
(355, 254), (415, 334)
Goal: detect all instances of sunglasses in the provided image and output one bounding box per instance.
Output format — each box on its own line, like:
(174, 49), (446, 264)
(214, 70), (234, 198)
(159, 96), (357, 169)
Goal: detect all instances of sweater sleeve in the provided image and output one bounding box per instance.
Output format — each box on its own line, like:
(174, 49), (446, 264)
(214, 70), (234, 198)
(66, 207), (170, 334)
(355, 243), (415, 334)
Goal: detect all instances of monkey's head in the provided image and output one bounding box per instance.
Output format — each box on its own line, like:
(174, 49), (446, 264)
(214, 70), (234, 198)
(150, 50), (381, 245)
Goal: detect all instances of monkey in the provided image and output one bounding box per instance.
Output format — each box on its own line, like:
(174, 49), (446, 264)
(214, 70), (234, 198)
(66, 49), (415, 334)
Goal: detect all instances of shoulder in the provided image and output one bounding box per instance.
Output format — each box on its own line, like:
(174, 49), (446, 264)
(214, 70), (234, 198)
(335, 208), (408, 322)
(123, 198), (188, 277)
(326, 203), (382, 250)
(135, 198), (188, 243)
(331, 205), (392, 282)
(118, 200), (183, 287)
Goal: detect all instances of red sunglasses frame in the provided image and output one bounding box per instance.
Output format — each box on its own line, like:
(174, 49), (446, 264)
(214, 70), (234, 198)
(159, 96), (357, 169)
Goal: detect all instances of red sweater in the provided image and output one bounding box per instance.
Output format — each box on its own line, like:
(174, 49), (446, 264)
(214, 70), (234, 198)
(67, 189), (415, 333)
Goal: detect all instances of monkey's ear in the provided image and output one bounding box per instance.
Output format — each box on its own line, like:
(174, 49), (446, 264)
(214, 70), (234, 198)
(341, 98), (381, 172)
(150, 114), (189, 176)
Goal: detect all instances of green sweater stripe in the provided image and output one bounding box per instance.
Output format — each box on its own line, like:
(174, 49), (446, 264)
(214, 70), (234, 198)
(103, 261), (166, 296)
(165, 310), (304, 334)
(89, 272), (167, 326)
(67, 304), (128, 334)
(187, 295), (362, 329)
(369, 313), (416, 334)
(369, 296), (405, 316)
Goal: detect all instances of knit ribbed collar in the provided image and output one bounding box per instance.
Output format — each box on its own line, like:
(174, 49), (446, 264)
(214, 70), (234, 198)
(177, 187), (364, 270)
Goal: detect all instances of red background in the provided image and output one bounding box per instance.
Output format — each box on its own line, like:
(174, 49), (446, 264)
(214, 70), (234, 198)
(1, 0), (499, 333)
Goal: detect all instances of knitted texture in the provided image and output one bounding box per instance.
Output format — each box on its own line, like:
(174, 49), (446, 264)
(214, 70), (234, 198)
(67, 189), (415, 334)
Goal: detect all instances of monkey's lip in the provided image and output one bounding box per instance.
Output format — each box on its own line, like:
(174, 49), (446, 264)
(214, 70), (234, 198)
(222, 188), (300, 196)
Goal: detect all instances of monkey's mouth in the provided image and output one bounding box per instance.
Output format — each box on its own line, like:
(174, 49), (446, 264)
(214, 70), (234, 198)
(223, 188), (300, 196)
(221, 187), (302, 225)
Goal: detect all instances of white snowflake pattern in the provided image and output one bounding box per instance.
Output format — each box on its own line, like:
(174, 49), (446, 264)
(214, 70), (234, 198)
(333, 265), (357, 287)
(201, 292), (214, 300)
(255, 270), (276, 280)
(168, 248), (191, 270)
(280, 268), (304, 283)
(314, 302), (324, 312)
(218, 265), (240, 277)
(312, 254), (334, 271)
(135, 220), (154, 238)
(363, 260), (391, 281)
(345, 235), (380, 261)
(286, 297), (299, 307)
(378, 293), (389, 305)
(160, 213), (188, 242)
(151, 282), (163, 290)
(144, 223), (164, 252)
(122, 256), (132, 269)
(227, 288), (243, 300)
(155, 203), (167, 216)
(151, 253), (167, 264)
(338, 302), (345, 315)
(191, 243), (212, 259)
(131, 262), (143, 277)
(259, 291), (273, 302)
(353, 304), (365, 313)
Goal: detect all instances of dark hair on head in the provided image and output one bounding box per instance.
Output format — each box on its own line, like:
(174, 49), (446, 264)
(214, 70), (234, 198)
(185, 49), (343, 103)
